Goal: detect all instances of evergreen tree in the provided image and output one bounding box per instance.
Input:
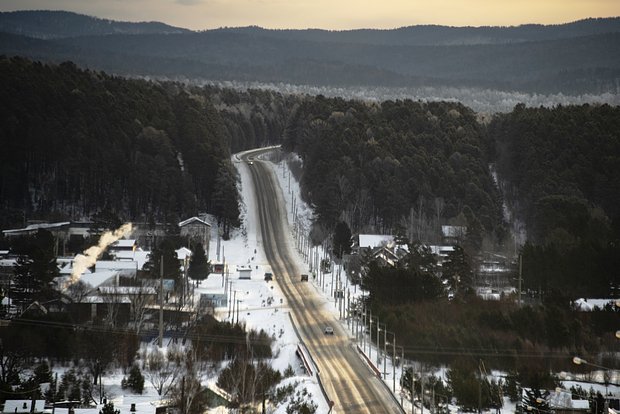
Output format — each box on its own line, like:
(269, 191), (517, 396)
(188, 243), (209, 281)
(99, 402), (120, 414)
(11, 230), (59, 311)
(147, 238), (181, 281)
(441, 245), (473, 297)
(33, 361), (53, 384)
(332, 221), (352, 259)
(211, 162), (240, 239)
(121, 364), (144, 394)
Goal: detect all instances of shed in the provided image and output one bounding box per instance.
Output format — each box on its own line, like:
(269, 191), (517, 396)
(238, 266), (252, 280)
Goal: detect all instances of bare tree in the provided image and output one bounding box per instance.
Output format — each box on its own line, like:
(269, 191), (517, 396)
(0, 339), (25, 384)
(142, 345), (182, 397)
(66, 280), (91, 303)
(98, 287), (124, 328)
(170, 347), (214, 414)
(129, 282), (156, 335)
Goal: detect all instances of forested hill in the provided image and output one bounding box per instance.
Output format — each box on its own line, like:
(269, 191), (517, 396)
(490, 104), (620, 296)
(283, 98), (620, 297)
(0, 57), (287, 229)
(1, 12), (619, 95)
(219, 18), (620, 46)
(491, 104), (620, 244)
(0, 10), (189, 39)
(283, 97), (505, 251)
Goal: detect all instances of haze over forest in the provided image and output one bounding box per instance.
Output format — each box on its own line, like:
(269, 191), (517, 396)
(1, 11), (620, 111)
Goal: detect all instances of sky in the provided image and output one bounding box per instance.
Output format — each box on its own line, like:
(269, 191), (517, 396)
(1, 0), (619, 30)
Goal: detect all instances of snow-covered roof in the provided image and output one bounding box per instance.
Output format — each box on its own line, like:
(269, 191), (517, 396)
(0, 258), (16, 267)
(358, 234), (394, 249)
(2, 222), (71, 235)
(59, 270), (117, 290)
(111, 239), (136, 248)
(573, 298), (616, 311)
(95, 260), (138, 271)
(178, 216), (210, 227)
(98, 286), (157, 295)
(112, 250), (150, 270)
(176, 247), (192, 261)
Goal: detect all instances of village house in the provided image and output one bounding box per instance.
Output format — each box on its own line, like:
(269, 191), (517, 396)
(178, 217), (211, 259)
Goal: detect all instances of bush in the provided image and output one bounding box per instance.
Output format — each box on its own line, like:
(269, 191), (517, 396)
(121, 364), (144, 394)
(286, 388), (317, 414)
(99, 402), (119, 414)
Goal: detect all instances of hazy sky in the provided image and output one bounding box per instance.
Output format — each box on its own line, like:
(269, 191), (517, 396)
(1, 0), (619, 30)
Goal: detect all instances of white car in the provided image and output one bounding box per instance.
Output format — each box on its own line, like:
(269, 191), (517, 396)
(324, 326), (334, 335)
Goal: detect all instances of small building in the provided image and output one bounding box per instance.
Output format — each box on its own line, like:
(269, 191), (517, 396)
(179, 217), (211, 259)
(110, 239), (137, 252)
(356, 234), (395, 251)
(441, 225), (467, 245)
(238, 266), (252, 280)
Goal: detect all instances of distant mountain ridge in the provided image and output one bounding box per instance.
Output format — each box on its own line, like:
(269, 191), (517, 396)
(218, 17), (620, 46)
(1, 10), (619, 95)
(0, 10), (190, 39)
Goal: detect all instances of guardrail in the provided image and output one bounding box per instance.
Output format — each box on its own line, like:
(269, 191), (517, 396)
(287, 313), (334, 412)
(296, 344), (313, 376)
(356, 344), (382, 378)
(356, 345), (406, 414)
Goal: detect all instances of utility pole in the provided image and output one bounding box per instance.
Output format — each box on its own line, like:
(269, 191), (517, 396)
(159, 255), (164, 348)
(232, 290), (237, 324)
(236, 299), (241, 324)
(392, 336), (396, 393)
(383, 328), (387, 380)
(518, 254), (522, 307)
(376, 319), (381, 366)
(411, 370), (415, 414)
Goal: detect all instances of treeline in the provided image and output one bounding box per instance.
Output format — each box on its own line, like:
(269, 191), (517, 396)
(205, 86), (295, 153)
(0, 57), (286, 229)
(283, 96), (505, 249)
(490, 103), (620, 297)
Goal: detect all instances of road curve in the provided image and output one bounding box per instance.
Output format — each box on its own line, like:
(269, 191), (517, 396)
(240, 148), (402, 414)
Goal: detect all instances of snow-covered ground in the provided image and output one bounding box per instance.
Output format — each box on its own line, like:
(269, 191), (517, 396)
(46, 147), (618, 414)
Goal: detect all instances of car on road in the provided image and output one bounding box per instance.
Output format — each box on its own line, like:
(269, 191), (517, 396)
(324, 326), (334, 335)
(301, 274), (309, 281)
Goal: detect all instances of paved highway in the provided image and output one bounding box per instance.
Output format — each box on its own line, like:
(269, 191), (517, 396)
(241, 149), (402, 414)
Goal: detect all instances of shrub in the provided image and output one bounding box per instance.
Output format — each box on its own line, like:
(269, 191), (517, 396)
(121, 364), (144, 394)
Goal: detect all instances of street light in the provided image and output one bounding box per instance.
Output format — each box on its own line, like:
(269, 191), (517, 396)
(385, 331), (397, 393)
(572, 356), (613, 371)
(572, 356), (614, 413)
(395, 345), (405, 406)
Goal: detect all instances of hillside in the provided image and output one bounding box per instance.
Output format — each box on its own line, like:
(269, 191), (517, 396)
(0, 12), (619, 95)
(0, 10), (189, 38)
(0, 57), (230, 227)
